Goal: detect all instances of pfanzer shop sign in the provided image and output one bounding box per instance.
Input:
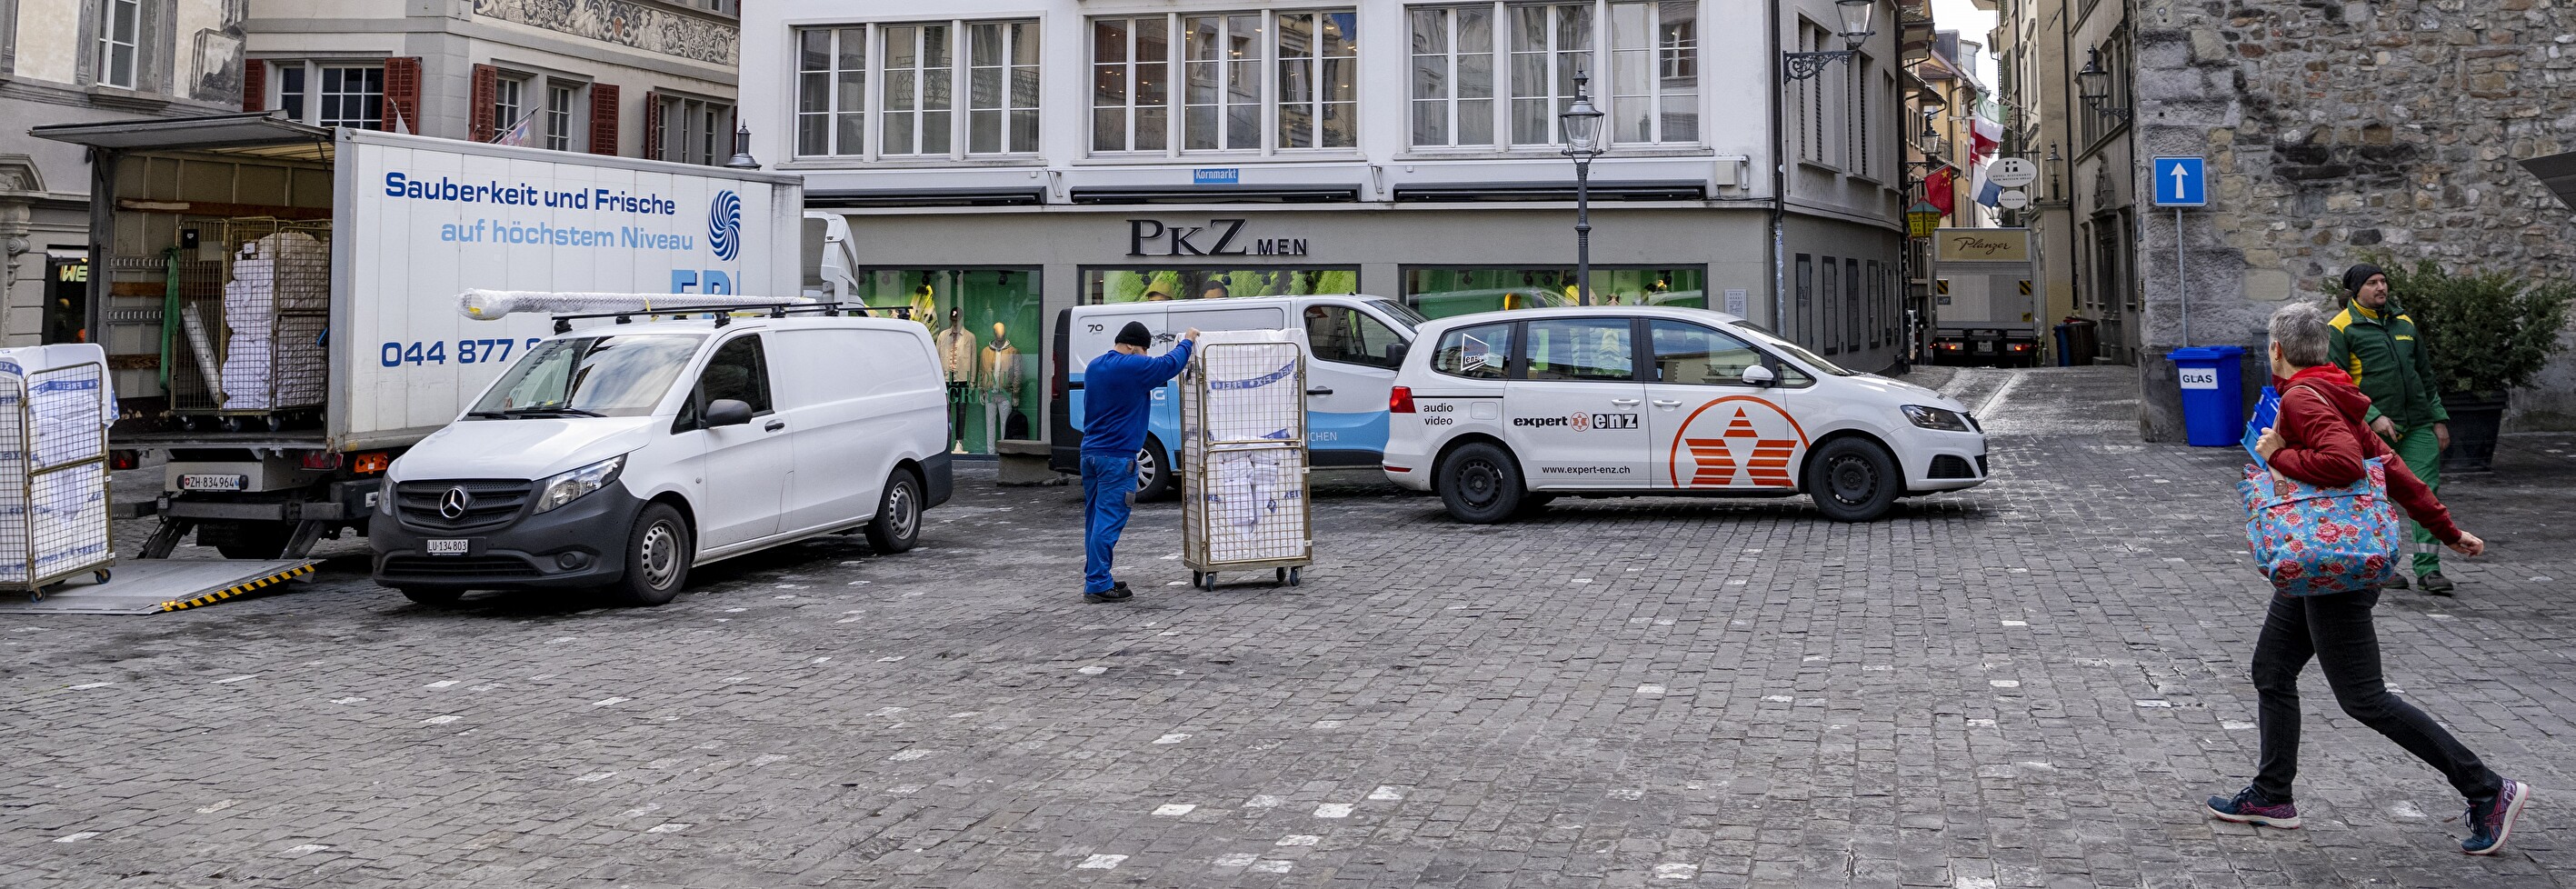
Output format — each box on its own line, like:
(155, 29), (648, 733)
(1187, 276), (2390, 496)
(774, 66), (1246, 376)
(1126, 218), (1310, 257)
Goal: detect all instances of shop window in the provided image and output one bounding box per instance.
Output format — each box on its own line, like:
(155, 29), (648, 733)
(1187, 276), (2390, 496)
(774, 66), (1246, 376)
(1083, 268), (1358, 304)
(1647, 320), (1761, 385)
(854, 269), (1042, 454)
(1302, 305), (1405, 369)
(797, 20), (1040, 159)
(1433, 322), (1516, 380)
(1400, 265), (1704, 320)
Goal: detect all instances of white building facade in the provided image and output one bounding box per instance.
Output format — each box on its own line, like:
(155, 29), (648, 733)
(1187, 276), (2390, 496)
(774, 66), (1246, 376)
(739, 0), (1905, 453)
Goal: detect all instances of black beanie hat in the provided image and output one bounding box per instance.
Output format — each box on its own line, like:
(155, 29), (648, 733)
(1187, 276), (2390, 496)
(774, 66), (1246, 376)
(2341, 263), (2386, 297)
(1115, 321), (1152, 348)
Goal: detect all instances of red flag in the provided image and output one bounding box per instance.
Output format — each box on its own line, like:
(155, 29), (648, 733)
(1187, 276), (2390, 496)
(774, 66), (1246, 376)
(1925, 166), (1956, 216)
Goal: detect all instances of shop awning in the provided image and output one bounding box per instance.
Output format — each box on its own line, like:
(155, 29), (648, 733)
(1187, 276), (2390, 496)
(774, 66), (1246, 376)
(805, 187), (1048, 208)
(2523, 152), (2576, 213)
(32, 111), (330, 151)
(1392, 181), (1707, 203)
(1068, 184), (1362, 205)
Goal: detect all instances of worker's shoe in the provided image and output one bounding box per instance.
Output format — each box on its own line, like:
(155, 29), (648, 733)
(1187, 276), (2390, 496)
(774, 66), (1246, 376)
(2382, 573), (2411, 590)
(2419, 572), (2457, 595)
(1083, 584), (1133, 604)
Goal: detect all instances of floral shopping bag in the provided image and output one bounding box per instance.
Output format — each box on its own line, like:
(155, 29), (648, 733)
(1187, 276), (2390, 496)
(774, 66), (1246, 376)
(2239, 456), (2401, 595)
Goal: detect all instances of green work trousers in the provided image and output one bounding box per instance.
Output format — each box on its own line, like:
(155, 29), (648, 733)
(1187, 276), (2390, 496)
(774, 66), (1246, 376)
(2391, 424), (2442, 575)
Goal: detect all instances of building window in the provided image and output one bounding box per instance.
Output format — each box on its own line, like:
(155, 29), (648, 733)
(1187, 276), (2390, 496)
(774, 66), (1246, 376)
(1183, 14), (1263, 150)
(545, 83), (577, 151)
(969, 22), (1041, 154)
(1407, 6), (1495, 148)
(1401, 265), (1705, 319)
(1794, 254), (1812, 342)
(881, 24), (954, 156)
(661, 95), (734, 165)
(95, 0), (140, 88)
(278, 63), (386, 130)
(798, 27), (866, 156)
(1844, 257), (1861, 353)
(1092, 10), (1357, 155)
(1274, 11), (1358, 149)
(797, 21), (1041, 159)
(493, 75), (527, 142)
(1417, 2), (1699, 150)
(1091, 16), (1171, 152)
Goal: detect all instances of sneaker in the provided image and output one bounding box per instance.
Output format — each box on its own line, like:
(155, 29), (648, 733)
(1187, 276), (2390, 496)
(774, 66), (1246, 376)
(2207, 785), (2303, 829)
(2461, 779), (2531, 855)
(2419, 572), (2456, 595)
(2383, 573), (2411, 590)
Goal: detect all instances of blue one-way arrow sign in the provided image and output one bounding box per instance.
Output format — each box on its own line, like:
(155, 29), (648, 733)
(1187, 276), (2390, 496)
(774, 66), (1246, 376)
(2153, 156), (2208, 207)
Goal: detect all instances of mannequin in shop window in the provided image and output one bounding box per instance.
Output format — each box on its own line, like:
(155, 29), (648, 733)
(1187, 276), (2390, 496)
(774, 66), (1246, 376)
(980, 322), (1023, 446)
(935, 307), (976, 451)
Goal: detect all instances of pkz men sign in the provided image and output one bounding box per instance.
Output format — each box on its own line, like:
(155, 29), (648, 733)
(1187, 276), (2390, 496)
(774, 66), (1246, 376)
(1126, 219), (1310, 258)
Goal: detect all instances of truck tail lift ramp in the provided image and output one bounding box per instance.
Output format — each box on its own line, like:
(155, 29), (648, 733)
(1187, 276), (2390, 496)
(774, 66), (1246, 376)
(0, 558), (317, 615)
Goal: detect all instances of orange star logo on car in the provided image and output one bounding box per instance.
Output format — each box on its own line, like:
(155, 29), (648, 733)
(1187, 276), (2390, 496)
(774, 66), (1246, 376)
(1667, 398), (1811, 489)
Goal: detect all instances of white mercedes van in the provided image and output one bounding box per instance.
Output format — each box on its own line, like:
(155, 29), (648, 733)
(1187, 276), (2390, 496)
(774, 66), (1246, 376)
(1383, 305), (1988, 523)
(371, 314), (952, 606)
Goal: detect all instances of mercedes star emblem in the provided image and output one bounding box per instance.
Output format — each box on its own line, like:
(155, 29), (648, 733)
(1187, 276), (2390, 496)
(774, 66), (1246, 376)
(439, 486), (474, 519)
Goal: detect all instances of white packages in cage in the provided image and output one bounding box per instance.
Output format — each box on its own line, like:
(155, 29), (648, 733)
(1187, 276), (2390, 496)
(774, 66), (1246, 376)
(1193, 333), (1302, 443)
(1202, 446), (1305, 563)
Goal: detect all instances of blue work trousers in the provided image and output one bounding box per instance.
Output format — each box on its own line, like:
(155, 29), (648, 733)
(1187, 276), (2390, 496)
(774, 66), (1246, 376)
(1082, 454), (1138, 595)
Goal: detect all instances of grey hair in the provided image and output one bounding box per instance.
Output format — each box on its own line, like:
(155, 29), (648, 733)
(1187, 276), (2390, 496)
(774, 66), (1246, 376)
(2269, 301), (2333, 368)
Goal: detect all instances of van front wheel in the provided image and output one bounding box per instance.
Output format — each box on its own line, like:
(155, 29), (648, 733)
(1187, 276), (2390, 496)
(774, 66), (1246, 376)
(608, 503), (692, 606)
(864, 470), (923, 554)
(1134, 438), (1174, 502)
(1807, 438), (1901, 522)
(1438, 443), (1524, 524)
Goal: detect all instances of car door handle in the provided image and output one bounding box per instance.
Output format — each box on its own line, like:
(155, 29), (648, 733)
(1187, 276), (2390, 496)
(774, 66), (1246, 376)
(1609, 398), (1642, 406)
(764, 420), (787, 433)
(1651, 399), (1682, 408)
(1305, 386), (1334, 396)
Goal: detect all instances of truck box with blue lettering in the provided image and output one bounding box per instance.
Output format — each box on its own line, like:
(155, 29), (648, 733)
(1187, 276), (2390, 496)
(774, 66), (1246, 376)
(33, 113), (801, 563)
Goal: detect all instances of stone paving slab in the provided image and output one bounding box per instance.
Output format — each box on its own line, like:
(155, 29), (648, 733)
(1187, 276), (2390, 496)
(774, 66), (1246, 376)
(0, 366), (2568, 888)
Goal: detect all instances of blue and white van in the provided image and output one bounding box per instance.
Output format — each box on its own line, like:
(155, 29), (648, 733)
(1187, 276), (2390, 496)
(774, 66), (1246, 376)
(1049, 296), (1423, 499)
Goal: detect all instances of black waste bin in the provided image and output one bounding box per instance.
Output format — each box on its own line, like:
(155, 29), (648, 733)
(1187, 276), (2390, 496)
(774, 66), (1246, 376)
(2061, 317), (2099, 366)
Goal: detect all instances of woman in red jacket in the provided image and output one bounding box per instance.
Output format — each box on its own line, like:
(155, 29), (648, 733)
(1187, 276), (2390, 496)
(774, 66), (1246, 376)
(2204, 302), (2529, 854)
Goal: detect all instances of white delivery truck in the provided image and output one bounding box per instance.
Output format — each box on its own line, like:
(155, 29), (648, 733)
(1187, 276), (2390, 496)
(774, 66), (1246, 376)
(30, 113), (799, 601)
(1927, 228), (2044, 366)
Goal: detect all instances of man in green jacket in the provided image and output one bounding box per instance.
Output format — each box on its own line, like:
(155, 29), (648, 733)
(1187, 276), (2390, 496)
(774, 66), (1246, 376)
(2326, 263), (2456, 594)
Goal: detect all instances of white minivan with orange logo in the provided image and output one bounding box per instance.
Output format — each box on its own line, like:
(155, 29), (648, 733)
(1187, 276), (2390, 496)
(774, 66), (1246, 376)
(1382, 306), (1990, 523)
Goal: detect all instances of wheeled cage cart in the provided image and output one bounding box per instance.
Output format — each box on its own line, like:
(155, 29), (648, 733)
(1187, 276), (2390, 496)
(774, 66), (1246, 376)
(1179, 336), (1313, 591)
(0, 347), (115, 601)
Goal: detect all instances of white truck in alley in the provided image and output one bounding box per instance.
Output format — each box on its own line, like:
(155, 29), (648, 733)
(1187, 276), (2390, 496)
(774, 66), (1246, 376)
(24, 112), (799, 610)
(1926, 227), (2045, 366)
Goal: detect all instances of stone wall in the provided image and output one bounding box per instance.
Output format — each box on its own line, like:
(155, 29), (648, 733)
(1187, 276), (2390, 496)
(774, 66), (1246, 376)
(2130, 0), (2576, 439)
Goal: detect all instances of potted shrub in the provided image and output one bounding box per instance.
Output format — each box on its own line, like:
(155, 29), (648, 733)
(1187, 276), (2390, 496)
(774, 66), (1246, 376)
(2336, 256), (2576, 472)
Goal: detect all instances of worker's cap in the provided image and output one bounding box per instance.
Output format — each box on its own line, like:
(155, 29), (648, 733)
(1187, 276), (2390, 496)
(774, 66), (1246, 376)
(1115, 322), (1152, 348)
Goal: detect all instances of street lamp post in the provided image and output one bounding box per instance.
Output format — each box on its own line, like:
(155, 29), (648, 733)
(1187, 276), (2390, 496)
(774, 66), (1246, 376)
(1782, 0), (1880, 82)
(1560, 74), (1606, 306)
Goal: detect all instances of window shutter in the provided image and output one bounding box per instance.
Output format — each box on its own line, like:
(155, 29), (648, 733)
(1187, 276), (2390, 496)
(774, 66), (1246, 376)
(642, 90), (663, 161)
(242, 60), (266, 113)
(589, 84), (621, 155)
(383, 57), (423, 134)
(470, 64), (498, 143)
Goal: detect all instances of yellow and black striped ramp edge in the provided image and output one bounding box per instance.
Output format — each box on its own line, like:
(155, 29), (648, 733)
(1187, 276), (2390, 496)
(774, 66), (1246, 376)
(160, 564), (316, 612)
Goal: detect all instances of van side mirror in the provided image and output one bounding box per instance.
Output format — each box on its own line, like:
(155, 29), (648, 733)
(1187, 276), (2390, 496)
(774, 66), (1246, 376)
(1741, 365), (1777, 386)
(1384, 342), (1409, 365)
(705, 398), (754, 427)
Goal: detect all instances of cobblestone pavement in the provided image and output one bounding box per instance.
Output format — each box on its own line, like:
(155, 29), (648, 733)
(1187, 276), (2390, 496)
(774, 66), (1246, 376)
(4, 366), (2571, 888)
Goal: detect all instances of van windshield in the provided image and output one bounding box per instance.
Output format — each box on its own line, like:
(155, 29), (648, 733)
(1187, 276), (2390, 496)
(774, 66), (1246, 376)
(469, 334), (706, 418)
(1368, 299), (1428, 331)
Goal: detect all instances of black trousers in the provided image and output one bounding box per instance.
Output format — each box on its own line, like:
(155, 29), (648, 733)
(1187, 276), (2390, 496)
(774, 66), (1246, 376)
(2252, 587), (2502, 803)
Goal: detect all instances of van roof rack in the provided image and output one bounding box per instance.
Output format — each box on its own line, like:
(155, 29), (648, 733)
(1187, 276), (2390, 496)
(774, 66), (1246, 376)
(548, 302), (908, 334)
